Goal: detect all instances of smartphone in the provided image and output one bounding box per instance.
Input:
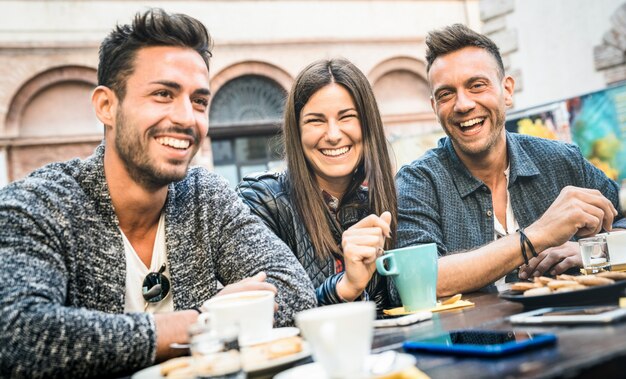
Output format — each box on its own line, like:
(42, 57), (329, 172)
(403, 330), (556, 357)
(510, 306), (626, 325)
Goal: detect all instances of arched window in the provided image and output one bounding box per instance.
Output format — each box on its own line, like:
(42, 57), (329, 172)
(209, 75), (287, 186)
(4, 66), (101, 182)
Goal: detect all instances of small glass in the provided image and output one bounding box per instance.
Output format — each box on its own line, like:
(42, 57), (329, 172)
(578, 235), (610, 274)
(189, 314), (246, 379)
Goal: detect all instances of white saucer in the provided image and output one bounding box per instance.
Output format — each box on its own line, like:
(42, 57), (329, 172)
(132, 339), (311, 379)
(274, 352), (416, 379)
(242, 341), (312, 373)
(239, 326), (300, 347)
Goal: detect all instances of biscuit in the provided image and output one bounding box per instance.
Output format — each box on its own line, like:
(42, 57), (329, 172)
(160, 356), (192, 377)
(574, 275), (614, 286)
(166, 366), (194, 379)
(266, 336), (303, 359)
(523, 287), (552, 296)
(511, 282), (537, 292)
(596, 271), (626, 281)
(556, 274), (578, 281)
(554, 284), (587, 293)
(535, 276), (552, 285)
(547, 280), (579, 290)
(242, 336), (303, 368)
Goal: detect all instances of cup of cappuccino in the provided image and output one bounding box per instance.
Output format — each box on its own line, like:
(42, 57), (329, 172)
(201, 290), (274, 346)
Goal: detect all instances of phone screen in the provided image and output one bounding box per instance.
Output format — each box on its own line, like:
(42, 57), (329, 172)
(404, 329), (557, 356)
(446, 330), (535, 345)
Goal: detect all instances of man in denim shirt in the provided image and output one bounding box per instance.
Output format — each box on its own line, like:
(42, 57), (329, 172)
(397, 24), (625, 296)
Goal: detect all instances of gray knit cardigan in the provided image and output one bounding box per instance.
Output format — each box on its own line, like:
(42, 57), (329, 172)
(0, 144), (316, 378)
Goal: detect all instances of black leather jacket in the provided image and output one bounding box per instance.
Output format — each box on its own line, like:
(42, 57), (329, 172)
(236, 172), (399, 310)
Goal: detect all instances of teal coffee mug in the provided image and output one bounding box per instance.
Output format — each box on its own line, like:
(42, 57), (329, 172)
(375, 244), (438, 311)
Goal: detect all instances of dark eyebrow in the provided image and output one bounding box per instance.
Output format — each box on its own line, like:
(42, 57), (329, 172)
(433, 85), (455, 97)
(150, 80), (211, 96)
(302, 112), (324, 118)
(465, 75), (491, 86)
(338, 108), (357, 115)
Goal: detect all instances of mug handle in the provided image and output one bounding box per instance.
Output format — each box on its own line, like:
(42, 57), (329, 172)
(197, 312), (213, 326)
(376, 254), (398, 276)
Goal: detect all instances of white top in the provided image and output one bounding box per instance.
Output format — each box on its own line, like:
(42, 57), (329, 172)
(493, 166), (520, 289)
(122, 213), (174, 313)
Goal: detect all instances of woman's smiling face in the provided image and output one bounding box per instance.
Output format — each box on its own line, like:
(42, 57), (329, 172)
(299, 83), (363, 195)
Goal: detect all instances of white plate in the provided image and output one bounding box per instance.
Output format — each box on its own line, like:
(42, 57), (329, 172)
(242, 341), (311, 373)
(240, 326), (300, 347)
(132, 335), (310, 379)
(274, 352), (416, 379)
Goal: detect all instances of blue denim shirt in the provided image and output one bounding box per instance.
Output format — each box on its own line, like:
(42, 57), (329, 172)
(396, 132), (626, 257)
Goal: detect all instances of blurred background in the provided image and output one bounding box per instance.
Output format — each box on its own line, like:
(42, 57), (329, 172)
(0, 0), (624, 187)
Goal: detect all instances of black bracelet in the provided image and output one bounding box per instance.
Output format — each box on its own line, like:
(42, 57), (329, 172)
(519, 228), (538, 258)
(519, 230), (529, 265)
(191, 307), (202, 314)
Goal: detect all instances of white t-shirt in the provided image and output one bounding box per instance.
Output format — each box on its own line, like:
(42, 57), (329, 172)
(122, 213), (174, 313)
(493, 166), (519, 289)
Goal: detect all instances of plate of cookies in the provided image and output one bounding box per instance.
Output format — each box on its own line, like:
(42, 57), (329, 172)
(133, 336), (310, 379)
(499, 271), (626, 309)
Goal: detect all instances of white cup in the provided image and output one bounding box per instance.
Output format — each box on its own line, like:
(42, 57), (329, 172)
(201, 290), (274, 346)
(606, 230), (626, 266)
(296, 302), (375, 379)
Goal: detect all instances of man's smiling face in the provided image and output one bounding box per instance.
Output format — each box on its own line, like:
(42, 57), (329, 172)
(428, 46), (514, 161)
(111, 45), (210, 188)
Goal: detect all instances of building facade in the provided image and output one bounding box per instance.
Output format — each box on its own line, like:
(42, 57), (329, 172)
(0, 0), (480, 186)
(3, 0), (623, 188)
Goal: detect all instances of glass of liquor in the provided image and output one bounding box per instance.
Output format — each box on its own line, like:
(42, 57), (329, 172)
(578, 235), (610, 274)
(189, 313), (245, 379)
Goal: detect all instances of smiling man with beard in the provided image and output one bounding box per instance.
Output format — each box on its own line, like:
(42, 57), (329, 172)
(396, 24), (626, 297)
(0, 8), (315, 378)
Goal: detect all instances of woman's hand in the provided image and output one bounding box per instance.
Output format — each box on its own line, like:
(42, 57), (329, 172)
(337, 211), (391, 301)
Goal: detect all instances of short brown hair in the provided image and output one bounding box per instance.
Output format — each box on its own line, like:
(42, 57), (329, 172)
(97, 8), (213, 101)
(425, 23), (504, 78)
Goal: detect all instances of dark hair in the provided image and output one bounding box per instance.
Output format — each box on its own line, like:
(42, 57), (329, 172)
(425, 23), (504, 78)
(97, 8), (213, 100)
(283, 58), (397, 260)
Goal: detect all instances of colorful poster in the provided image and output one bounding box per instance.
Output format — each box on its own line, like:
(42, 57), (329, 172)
(506, 82), (626, 182)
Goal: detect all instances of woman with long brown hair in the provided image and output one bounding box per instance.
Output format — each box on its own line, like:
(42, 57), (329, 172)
(236, 58), (398, 309)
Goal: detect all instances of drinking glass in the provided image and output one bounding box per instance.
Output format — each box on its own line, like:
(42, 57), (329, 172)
(189, 314), (246, 379)
(578, 235), (610, 273)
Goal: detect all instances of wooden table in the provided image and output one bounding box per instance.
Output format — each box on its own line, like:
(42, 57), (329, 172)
(371, 291), (626, 379)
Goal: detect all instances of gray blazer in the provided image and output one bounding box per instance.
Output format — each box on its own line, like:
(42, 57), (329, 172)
(0, 144), (316, 378)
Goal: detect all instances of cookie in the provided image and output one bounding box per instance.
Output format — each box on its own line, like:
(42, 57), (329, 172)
(160, 356), (192, 377)
(266, 336), (303, 359)
(523, 287), (552, 296)
(166, 366), (194, 379)
(596, 271), (626, 281)
(547, 280), (579, 290)
(511, 282), (537, 292)
(242, 336), (303, 369)
(554, 284), (587, 293)
(574, 275), (614, 286)
(535, 276), (552, 285)
(556, 274), (578, 281)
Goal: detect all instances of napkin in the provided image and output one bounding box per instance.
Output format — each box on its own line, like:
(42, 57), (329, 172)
(382, 298), (474, 317)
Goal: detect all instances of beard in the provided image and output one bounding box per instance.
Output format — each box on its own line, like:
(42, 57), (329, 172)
(445, 104), (506, 158)
(114, 109), (198, 190)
